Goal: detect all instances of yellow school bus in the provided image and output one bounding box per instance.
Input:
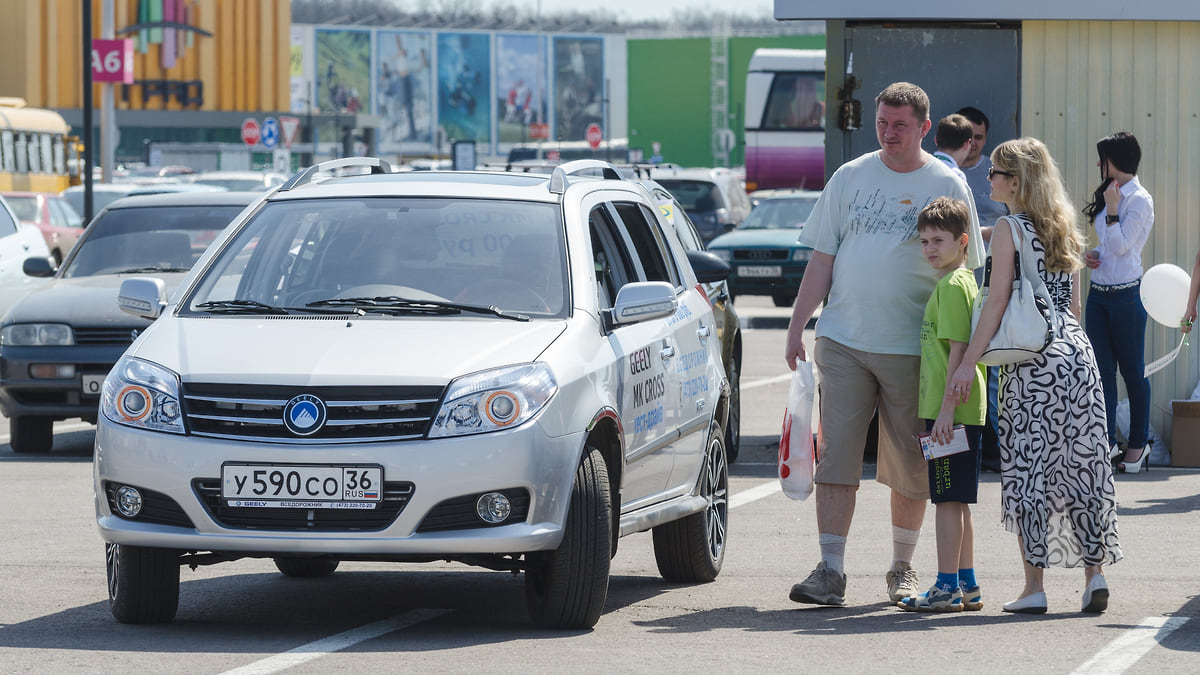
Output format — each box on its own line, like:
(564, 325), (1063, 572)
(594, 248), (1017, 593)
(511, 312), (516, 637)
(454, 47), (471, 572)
(0, 97), (82, 192)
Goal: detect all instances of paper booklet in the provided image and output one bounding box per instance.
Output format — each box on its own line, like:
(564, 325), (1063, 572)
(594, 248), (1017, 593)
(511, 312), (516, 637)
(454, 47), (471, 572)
(918, 425), (970, 460)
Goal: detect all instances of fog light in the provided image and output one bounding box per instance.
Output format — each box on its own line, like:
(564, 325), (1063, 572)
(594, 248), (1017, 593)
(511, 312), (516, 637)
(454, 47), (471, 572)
(475, 492), (512, 524)
(115, 486), (143, 517)
(29, 364), (75, 379)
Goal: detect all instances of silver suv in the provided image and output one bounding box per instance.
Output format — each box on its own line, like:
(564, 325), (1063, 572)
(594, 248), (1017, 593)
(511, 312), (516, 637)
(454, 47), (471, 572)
(96, 158), (732, 629)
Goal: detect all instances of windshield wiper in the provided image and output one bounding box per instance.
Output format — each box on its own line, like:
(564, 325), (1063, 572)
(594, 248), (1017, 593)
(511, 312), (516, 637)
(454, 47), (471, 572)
(112, 265), (192, 274)
(195, 299), (291, 315)
(307, 296), (530, 321)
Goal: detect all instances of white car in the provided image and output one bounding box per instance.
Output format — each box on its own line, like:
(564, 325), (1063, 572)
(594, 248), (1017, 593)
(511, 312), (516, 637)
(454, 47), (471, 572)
(97, 157), (733, 629)
(0, 194), (52, 319)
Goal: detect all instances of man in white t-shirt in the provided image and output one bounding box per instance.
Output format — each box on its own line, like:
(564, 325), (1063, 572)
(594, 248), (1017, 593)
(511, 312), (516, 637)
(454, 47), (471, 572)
(783, 82), (985, 607)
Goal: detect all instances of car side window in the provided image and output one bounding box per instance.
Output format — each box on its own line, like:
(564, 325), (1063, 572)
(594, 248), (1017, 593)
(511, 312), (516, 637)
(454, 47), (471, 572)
(0, 202), (17, 237)
(588, 206), (635, 309)
(612, 202), (678, 287)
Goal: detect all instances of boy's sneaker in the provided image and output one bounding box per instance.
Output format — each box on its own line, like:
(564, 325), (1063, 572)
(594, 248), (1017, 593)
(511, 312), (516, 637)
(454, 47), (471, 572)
(960, 584), (983, 611)
(789, 561), (847, 606)
(897, 583), (964, 613)
(885, 561), (919, 602)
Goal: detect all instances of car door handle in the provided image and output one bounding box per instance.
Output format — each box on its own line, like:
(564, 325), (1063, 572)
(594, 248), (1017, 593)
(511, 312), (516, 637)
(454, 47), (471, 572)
(697, 324), (711, 341)
(659, 345), (675, 363)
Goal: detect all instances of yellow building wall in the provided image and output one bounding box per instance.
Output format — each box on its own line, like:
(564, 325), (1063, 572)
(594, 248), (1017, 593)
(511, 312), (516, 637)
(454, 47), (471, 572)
(0, 0), (290, 113)
(1022, 20), (1200, 447)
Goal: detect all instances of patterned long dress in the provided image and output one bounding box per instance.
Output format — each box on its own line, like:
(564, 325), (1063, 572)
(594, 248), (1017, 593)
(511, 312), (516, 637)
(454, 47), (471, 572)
(998, 214), (1123, 568)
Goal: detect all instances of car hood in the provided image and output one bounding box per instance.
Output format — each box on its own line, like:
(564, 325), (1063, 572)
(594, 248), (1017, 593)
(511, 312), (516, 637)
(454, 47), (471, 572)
(2, 274), (187, 326)
(709, 228), (809, 248)
(128, 316), (569, 385)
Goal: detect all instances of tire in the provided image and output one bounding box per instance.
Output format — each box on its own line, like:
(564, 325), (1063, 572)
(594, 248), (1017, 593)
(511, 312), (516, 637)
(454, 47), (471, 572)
(274, 557), (340, 578)
(106, 543), (180, 624)
(772, 293), (794, 308)
(9, 416), (53, 454)
(525, 446), (612, 629)
(723, 357), (741, 463)
(652, 422), (728, 582)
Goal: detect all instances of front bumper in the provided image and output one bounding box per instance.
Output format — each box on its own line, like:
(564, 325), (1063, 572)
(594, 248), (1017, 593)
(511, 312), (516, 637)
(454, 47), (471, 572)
(0, 343), (129, 421)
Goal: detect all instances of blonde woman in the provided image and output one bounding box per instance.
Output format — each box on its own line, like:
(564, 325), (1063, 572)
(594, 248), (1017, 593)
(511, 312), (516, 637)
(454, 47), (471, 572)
(948, 137), (1122, 614)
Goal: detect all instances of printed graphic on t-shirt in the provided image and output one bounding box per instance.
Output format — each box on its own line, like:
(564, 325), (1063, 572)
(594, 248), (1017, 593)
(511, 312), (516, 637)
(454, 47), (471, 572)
(846, 187), (930, 239)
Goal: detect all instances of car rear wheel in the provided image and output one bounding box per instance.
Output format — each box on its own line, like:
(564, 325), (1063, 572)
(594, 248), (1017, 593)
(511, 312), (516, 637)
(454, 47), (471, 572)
(724, 357), (741, 463)
(524, 446), (612, 629)
(652, 421), (728, 582)
(106, 543), (180, 624)
(274, 556), (340, 577)
(9, 416), (53, 454)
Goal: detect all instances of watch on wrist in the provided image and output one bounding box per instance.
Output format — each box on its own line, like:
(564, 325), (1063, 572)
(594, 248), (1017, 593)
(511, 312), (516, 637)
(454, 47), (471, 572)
(1106, 214), (1120, 224)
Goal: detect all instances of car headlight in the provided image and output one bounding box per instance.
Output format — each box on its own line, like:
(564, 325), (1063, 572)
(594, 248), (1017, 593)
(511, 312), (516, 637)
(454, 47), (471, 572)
(792, 248), (812, 262)
(101, 356), (185, 434)
(0, 323), (74, 346)
(429, 363), (557, 438)
(709, 249), (732, 262)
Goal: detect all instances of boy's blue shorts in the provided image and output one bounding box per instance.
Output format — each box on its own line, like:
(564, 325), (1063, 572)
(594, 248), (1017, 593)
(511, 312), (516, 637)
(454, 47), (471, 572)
(922, 420), (982, 504)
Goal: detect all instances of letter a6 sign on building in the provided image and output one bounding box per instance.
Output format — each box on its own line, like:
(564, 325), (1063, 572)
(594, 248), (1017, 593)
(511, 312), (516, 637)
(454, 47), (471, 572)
(92, 39), (134, 84)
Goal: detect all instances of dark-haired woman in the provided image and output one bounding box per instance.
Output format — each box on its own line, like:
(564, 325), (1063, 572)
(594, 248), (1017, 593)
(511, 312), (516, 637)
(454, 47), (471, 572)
(1082, 132), (1154, 474)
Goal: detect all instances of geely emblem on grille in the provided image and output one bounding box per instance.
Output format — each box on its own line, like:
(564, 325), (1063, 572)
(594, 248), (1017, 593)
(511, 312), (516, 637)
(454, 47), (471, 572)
(283, 394), (327, 436)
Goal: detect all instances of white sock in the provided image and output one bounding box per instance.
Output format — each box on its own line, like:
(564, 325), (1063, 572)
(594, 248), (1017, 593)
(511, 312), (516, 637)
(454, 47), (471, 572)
(819, 533), (847, 574)
(892, 525), (921, 566)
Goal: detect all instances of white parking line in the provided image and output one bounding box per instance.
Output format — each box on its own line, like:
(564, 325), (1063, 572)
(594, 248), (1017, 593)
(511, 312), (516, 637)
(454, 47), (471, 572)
(219, 609), (451, 675)
(741, 373), (792, 391)
(1070, 616), (1189, 674)
(729, 480), (781, 508)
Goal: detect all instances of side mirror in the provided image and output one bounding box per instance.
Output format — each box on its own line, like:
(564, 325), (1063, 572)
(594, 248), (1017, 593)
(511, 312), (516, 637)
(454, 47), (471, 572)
(23, 256), (57, 278)
(608, 281), (678, 327)
(117, 277), (168, 320)
(687, 250), (731, 284)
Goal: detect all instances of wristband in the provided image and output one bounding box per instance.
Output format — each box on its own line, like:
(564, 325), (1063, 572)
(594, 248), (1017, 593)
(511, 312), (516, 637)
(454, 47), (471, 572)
(1106, 215), (1119, 224)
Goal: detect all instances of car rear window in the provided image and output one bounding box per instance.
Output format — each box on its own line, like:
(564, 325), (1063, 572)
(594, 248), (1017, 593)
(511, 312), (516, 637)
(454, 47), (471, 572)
(655, 180), (720, 212)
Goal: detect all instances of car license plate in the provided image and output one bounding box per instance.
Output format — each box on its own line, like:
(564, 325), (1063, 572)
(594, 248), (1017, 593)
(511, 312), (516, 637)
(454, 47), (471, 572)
(82, 374), (106, 396)
(738, 265), (782, 278)
(221, 464), (383, 509)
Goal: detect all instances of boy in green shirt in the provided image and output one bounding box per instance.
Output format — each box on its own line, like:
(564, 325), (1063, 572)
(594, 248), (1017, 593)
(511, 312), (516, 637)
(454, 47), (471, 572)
(899, 197), (987, 612)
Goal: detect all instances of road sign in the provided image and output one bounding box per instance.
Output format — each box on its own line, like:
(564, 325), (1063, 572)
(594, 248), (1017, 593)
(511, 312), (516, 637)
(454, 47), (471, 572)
(92, 39), (133, 84)
(278, 116), (301, 149)
(240, 118), (260, 146)
(586, 123), (602, 149)
(273, 148), (291, 174)
(260, 117), (280, 149)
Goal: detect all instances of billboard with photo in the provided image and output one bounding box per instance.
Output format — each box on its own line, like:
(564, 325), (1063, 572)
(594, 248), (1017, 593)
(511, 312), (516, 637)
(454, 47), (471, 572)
(437, 33), (492, 144)
(553, 37), (603, 142)
(496, 34), (547, 144)
(377, 31), (434, 147)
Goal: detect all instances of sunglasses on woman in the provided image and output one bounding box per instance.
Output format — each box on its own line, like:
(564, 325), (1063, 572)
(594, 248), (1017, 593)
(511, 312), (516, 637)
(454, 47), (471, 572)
(988, 168), (1015, 179)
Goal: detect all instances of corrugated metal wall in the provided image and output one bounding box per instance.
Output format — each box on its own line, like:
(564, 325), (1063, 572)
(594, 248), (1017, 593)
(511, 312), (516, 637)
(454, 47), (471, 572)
(0, 0), (290, 113)
(1022, 20), (1200, 444)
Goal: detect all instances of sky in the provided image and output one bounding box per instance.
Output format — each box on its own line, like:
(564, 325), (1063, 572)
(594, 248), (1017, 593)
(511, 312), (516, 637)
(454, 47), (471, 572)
(525, 0), (775, 23)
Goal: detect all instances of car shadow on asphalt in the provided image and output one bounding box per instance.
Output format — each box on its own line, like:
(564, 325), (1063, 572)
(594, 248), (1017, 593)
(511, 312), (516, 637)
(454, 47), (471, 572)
(0, 428), (95, 462)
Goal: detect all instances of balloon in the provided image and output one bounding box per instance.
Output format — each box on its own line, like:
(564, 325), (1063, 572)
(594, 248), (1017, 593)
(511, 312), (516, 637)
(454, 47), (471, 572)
(1140, 263), (1192, 327)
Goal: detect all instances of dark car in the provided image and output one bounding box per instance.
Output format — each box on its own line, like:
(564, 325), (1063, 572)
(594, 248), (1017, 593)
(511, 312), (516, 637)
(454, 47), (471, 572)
(0, 191), (260, 453)
(650, 167), (753, 244)
(706, 189), (820, 307)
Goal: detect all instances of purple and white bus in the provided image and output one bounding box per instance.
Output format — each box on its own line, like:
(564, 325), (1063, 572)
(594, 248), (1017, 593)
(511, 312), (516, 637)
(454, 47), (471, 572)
(743, 49), (826, 192)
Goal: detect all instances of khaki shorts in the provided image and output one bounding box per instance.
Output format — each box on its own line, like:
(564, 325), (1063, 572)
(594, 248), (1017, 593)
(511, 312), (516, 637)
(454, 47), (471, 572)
(813, 337), (929, 500)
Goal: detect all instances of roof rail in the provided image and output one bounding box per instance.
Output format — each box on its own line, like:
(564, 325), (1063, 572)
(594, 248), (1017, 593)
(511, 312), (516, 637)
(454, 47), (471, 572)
(277, 157), (393, 192)
(548, 159), (622, 194)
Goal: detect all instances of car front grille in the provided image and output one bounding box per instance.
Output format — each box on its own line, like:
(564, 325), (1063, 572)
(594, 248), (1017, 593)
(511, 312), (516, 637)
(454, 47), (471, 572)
(733, 249), (789, 261)
(193, 478), (416, 531)
(74, 327), (141, 345)
(181, 383), (444, 443)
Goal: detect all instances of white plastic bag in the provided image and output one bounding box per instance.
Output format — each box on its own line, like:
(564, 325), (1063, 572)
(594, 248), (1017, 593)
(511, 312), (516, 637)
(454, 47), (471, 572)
(779, 361), (816, 500)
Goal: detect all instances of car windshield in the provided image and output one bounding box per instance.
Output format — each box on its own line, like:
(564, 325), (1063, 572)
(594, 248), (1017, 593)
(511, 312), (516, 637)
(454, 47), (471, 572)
(654, 179), (720, 212)
(739, 196), (818, 230)
(62, 204), (245, 278)
(4, 196), (38, 222)
(184, 197), (568, 318)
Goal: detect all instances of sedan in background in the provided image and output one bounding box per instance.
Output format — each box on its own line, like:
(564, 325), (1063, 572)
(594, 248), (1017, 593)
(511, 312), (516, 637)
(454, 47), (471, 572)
(0, 191), (260, 453)
(2, 191), (85, 264)
(189, 170), (288, 191)
(0, 195), (52, 321)
(706, 188), (820, 307)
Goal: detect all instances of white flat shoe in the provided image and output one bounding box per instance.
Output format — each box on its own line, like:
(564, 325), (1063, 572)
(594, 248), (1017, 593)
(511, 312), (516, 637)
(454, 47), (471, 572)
(1002, 591), (1047, 614)
(1082, 575), (1109, 613)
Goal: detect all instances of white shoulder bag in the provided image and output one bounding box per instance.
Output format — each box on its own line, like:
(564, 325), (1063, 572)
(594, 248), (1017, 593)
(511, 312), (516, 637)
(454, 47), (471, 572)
(970, 215), (1055, 366)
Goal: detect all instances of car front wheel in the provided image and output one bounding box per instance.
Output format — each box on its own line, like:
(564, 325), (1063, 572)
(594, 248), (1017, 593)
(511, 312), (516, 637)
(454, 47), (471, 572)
(9, 416), (53, 454)
(524, 446), (612, 629)
(106, 543), (180, 624)
(652, 421), (728, 582)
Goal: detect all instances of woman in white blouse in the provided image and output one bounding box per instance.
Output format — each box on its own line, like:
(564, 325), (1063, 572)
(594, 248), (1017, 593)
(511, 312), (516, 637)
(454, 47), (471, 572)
(1082, 132), (1154, 473)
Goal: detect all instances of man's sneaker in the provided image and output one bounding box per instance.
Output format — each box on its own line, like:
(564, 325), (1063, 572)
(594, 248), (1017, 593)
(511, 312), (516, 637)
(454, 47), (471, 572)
(789, 561), (847, 606)
(961, 584), (983, 611)
(897, 583), (964, 613)
(885, 561), (919, 602)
